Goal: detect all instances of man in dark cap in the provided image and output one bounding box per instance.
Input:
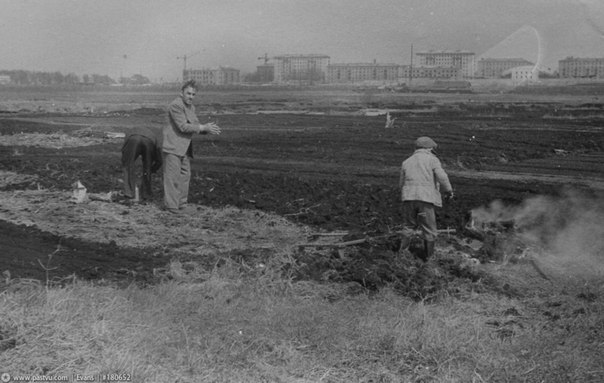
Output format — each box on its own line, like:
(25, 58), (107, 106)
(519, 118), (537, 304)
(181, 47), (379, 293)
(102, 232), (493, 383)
(121, 126), (162, 202)
(399, 136), (454, 261)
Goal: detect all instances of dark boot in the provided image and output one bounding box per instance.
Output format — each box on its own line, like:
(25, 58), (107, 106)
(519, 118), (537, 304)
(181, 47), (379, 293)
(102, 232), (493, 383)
(422, 240), (435, 262)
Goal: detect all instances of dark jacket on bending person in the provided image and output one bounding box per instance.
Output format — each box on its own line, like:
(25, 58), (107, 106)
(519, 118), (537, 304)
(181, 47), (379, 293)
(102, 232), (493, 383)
(121, 127), (163, 200)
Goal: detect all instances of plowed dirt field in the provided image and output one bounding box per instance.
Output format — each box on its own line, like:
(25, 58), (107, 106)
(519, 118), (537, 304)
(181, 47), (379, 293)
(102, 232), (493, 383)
(1, 88), (603, 288)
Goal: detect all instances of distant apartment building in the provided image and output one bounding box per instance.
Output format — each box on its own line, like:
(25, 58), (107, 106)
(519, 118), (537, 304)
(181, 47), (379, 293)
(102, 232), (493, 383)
(326, 62), (399, 83)
(326, 62), (460, 83)
(559, 57), (604, 78)
(256, 64), (274, 83)
(400, 65), (461, 79)
(476, 58), (534, 78)
(272, 54), (330, 84)
(0, 75), (10, 85)
(183, 67), (240, 86)
(505, 66), (539, 84)
(415, 50), (476, 78)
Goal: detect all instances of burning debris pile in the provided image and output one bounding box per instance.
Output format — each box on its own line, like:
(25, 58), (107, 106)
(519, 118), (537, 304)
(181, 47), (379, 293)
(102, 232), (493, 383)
(460, 207), (557, 282)
(463, 190), (604, 281)
(463, 212), (532, 264)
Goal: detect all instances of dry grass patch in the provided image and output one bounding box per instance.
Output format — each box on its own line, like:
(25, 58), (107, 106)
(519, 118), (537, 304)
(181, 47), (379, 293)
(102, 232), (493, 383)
(0, 170), (38, 188)
(0, 189), (308, 256)
(2, 258), (601, 382)
(0, 131), (119, 148)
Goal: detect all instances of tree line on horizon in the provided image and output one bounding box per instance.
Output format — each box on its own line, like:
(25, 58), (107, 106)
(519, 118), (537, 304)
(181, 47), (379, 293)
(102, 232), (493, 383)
(0, 70), (150, 86)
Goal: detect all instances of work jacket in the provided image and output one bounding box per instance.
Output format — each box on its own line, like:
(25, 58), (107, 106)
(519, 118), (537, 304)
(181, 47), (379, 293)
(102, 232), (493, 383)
(399, 148), (452, 207)
(122, 126), (163, 172)
(162, 96), (201, 157)
(124, 126), (162, 148)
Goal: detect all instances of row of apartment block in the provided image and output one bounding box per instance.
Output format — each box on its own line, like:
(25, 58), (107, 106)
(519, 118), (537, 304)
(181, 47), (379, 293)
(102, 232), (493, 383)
(558, 57), (604, 78)
(183, 51), (477, 85)
(272, 51), (479, 84)
(476, 58), (535, 78)
(327, 63), (463, 83)
(265, 52), (543, 84)
(183, 52), (604, 85)
(183, 67), (240, 85)
(327, 62), (400, 83)
(416, 51), (476, 78)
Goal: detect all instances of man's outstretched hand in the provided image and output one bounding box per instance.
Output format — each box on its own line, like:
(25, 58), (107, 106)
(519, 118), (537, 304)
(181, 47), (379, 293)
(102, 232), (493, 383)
(200, 122), (221, 135)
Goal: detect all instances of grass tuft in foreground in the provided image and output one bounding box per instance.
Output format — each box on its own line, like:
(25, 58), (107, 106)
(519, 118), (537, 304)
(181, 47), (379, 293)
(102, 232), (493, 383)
(1, 251), (603, 382)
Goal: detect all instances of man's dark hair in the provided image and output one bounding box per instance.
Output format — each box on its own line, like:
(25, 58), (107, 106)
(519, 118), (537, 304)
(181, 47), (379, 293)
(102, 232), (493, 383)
(181, 79), (198, 92)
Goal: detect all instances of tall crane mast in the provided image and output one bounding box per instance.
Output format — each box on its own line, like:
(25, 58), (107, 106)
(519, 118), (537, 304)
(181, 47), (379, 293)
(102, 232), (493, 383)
(257, 53), (270, 65)
(177, 51), (201, 71)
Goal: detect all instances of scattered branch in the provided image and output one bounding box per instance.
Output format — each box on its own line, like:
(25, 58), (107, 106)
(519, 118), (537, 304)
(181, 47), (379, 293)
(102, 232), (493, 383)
(298, 228), (456, 248)
(38, 242), (62, 288)
(284, 203), (321, 217)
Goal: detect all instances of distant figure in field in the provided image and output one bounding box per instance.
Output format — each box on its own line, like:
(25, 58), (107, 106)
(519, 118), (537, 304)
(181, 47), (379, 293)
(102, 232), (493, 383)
(121, 126), (162, 201)
(162, 79), (221, 214)
(399, 136), (453, 261)
(385, 112), (395, 128)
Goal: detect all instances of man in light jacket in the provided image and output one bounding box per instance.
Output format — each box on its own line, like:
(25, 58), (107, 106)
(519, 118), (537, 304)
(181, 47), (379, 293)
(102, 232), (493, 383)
(399, 136), (453, 261)
(162, 80), (221, 213)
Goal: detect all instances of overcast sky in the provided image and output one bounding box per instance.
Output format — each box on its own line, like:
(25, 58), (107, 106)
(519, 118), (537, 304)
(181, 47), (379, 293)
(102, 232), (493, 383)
(2, 0), (604, 81)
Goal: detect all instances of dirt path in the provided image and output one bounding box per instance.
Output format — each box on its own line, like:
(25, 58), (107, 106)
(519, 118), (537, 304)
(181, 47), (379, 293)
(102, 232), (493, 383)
(449, 169), (604, 190)
(200, 155), (604, 189)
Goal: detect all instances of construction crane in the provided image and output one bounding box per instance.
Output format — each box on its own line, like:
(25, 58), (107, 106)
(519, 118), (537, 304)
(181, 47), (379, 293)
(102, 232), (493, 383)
(257, 53), (270, 65)
(177, 51), (201, 72)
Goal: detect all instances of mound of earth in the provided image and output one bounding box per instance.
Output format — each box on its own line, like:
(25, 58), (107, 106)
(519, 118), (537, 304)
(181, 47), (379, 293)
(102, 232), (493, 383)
(0, 187), (307, 286)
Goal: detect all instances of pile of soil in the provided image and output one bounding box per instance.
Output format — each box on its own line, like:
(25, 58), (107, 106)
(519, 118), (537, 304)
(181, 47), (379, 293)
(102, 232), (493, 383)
(0, 188), (307, 286)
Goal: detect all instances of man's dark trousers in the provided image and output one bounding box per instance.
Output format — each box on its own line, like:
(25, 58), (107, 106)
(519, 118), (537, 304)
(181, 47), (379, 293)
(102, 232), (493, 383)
(121, 134), (156, 200)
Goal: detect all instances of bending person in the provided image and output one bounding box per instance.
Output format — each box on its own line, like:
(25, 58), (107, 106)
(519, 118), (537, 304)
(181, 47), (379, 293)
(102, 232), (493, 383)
(121, 126), (162, 201)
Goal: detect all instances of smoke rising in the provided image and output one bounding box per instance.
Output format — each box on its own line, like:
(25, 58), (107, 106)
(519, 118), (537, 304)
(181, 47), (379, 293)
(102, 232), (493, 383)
(471, 189), (604, 279)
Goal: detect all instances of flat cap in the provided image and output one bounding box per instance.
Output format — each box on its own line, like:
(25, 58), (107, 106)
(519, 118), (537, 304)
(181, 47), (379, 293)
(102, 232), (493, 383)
(415, 136), (438, 149)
